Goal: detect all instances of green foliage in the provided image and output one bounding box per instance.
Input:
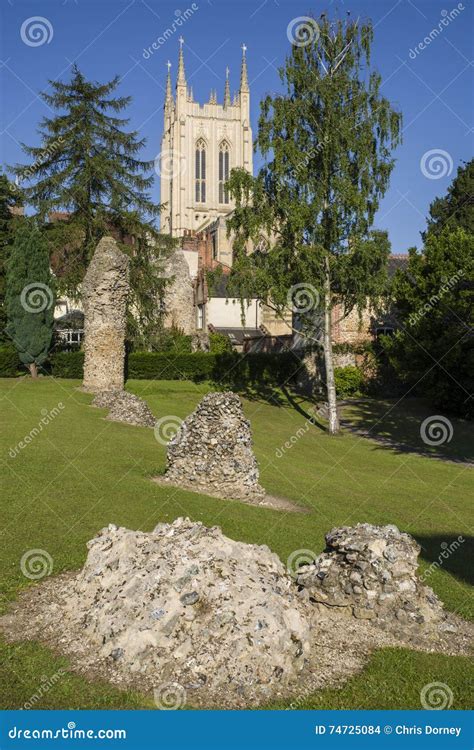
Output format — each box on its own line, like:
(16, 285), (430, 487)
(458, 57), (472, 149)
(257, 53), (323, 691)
(226, 15), (401, 320)
(49, 350), (84, 378)
(424, 159), (474, 240)
(334, 365), (365, 398)
(0, 173), (23, 341)
(138, 327), (193, 354)
(209, 332), (232, 354)
(11, 65), (175, 337)
(0, 345), (20, 376)
(386, 227), (473, 418)
(5, 222), (55, 372)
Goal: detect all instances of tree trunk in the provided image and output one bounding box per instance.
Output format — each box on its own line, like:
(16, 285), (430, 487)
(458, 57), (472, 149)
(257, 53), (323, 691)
(323, 263), (339, 435)
(28, 362), (38, 379)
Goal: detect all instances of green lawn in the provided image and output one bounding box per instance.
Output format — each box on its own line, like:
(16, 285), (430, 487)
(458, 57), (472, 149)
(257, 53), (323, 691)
(1, 377), (473, 710)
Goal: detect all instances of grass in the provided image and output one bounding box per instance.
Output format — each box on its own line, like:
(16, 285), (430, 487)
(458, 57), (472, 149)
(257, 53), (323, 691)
(0, 376), (473, 710)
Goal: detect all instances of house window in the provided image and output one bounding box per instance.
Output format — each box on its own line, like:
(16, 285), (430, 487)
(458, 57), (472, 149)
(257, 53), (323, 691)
(195, 140), (206, 203)
(218, 142), (230, 204)
(197, 303), (204, 330)
(212, 232), (218, 260)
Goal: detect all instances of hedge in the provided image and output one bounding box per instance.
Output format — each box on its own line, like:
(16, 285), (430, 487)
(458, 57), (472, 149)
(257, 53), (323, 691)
(45, 349), (302, 387)
(0, 346), (21, 377)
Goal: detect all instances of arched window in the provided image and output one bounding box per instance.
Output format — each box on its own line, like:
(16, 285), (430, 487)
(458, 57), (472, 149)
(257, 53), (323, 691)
(218, 142), (230, 204)
(195, 140), (206, 203)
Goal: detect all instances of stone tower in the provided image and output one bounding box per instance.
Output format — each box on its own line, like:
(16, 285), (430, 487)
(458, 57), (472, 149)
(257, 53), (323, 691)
(159, 40), (253, 237)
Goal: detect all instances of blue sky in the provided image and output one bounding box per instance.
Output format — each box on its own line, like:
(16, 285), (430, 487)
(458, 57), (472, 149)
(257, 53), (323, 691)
(1, 0), (472, 252)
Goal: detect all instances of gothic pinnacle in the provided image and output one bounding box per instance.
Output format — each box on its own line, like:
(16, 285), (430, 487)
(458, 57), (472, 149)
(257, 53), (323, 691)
(224, 66), (231, 107)
(240, 43), (249, 93)
(177, 36), (186, 86)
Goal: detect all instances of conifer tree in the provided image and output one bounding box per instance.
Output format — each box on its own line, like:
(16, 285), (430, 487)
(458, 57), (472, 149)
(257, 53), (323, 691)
(0, 173), (23, 340)
(227, 15), (401, 433)
(5, 222), (55, 377)
(12, 65), (174, 340)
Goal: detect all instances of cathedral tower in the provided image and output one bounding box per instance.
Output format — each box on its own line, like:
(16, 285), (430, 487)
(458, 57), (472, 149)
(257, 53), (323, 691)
(159, 40), (253, 237)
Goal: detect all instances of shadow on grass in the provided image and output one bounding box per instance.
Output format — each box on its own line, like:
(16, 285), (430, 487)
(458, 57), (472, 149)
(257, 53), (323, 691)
(340, 398), (474, 464)
(416, 534), (473, 587)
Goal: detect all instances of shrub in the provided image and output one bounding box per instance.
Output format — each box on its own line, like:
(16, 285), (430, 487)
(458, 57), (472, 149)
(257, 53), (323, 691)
(209, 332), (232, 354)
(127, 352), (215, 381)
(0, 345), (21, 376)
(50, 350), (84, 378)
(334, 365), (365, 398)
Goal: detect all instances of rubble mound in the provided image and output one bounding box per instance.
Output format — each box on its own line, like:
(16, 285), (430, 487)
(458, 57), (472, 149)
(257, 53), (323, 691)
(92, 390), (156, 428)
(163, 391), (265, 501)
(13, 519), (311, 707)
(297, 523), (444, 634)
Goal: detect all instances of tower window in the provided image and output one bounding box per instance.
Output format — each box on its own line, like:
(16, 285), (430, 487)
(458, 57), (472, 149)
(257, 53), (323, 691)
(218, 142), (230, 204)
(195, 140), (206, 203)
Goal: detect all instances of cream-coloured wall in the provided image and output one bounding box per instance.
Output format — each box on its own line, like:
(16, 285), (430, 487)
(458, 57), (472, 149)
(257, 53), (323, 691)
(207, 298), (260, 328)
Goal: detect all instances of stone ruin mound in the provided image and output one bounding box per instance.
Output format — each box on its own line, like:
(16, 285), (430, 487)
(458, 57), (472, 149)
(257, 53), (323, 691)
(92, 390), (156, 428)
(0, 521), (471, 709)
(297, 523), (446, 635)
(163, 391), (265, 501)
(8, 519), (312, 708)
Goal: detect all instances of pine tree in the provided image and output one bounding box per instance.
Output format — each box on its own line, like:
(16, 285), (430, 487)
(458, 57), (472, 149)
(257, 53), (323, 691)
(5, 222), (55, 377)
(227, 15), (401, 433)
(423, 159), (474, 239)
(12, 65), (174, 340)
(0, 173), (23, 341)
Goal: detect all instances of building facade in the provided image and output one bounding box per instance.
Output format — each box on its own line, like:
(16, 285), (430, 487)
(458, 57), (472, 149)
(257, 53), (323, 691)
(159, 39), (253, 239)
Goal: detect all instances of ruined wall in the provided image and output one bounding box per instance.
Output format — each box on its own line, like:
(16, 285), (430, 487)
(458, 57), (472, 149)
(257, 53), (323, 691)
(82, 237), (130, 393)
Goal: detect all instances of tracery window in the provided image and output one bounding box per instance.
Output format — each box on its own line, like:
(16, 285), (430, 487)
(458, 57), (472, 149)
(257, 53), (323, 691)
(195, 140), (206, 203)
(218, 141), (230, 204)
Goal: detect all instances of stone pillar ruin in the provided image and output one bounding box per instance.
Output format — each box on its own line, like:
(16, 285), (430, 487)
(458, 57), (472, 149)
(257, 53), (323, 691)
(82, 236), (130, 393)
(162, 250), (196, 335)
(163, 391), (265, 500)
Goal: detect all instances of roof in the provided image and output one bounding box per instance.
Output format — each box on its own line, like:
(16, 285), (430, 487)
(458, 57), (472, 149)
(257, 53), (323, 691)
(212, 327), (264, 344)
(388, 254), (409, 277)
